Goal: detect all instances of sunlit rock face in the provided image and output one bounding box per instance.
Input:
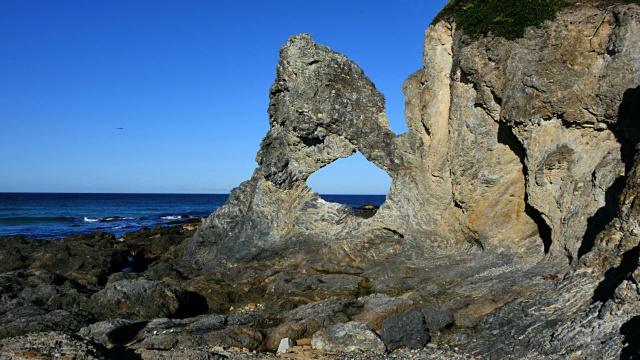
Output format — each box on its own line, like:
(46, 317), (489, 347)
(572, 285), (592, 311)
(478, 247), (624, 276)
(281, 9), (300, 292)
(184, 4), (640, 357)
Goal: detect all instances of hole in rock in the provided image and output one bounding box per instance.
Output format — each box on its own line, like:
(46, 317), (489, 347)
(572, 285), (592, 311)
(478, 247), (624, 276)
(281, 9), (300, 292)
(306, 151), (391, 218)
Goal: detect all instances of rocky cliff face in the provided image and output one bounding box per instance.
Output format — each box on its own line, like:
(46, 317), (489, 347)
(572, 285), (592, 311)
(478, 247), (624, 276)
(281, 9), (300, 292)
(185, 3), (640, 357)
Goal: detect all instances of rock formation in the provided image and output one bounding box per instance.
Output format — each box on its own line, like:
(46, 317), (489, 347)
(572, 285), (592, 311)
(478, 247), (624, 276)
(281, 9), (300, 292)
(184, 2), (640, 357)
(1, 3), (638, 359)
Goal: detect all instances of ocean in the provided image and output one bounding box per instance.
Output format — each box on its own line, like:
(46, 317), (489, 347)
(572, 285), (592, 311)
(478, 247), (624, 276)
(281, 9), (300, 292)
(0, 193), (386, 239)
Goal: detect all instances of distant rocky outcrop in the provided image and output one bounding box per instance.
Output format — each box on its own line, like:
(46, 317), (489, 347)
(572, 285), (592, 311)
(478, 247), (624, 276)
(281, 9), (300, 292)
(183, 2), (640, 358)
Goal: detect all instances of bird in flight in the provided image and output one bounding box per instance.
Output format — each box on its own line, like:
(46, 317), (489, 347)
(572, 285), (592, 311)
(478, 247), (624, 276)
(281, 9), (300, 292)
(117, 127), (123, 130)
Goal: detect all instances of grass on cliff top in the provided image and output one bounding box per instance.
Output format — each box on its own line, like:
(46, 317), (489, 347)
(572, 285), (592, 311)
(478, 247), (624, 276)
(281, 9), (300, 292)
(433, 0), (640, 40)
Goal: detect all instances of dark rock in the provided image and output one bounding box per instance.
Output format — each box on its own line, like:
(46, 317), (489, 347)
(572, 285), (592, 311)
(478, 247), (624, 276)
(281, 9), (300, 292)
(0, 309), (94, 340)
(0, 331), (109, 359)
(420, 307), (454, 331)
(106, 271), (141, 284)
(453, 312), (478, 328)
(186, 314), (227, 333)
(84, 278), (207, 321)
(311, 321), (386, 354)
(0, 269), (92, 313)
(0, 269), (95, 339)
(0, 236), (43, 272)
(265, 272), (364, 304)
(226, 311), (273, 329)
(134, 347), (229, 359)
(78, 319), (133, 346)
(199, 326), (265, 351)
(379, 310), (430, 352)
(119, 225), (193, 261)
(29, 232), (129, 289)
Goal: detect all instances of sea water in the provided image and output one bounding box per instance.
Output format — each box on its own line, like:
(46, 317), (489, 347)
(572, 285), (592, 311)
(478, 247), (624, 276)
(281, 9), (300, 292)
(0, 193), (386, 239)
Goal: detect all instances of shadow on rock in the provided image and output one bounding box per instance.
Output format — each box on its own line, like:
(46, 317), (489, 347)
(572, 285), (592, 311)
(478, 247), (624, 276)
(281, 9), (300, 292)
(621, 315), (640, 360)
(592, 245), (640, 303)
(107, 321), (149, 345)
(578, 175), (626, 259)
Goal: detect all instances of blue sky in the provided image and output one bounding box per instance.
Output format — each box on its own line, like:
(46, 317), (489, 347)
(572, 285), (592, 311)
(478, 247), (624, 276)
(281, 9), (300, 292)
(0, 0), (448, 194)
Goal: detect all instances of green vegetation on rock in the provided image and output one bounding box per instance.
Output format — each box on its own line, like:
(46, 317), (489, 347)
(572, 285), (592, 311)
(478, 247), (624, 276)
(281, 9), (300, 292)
(433, 0), (639, 40)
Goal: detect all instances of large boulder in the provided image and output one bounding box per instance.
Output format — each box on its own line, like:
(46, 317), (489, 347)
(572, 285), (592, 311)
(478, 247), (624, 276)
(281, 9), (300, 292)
(84, 279), (207, 321)
(311, 321), (386, 354)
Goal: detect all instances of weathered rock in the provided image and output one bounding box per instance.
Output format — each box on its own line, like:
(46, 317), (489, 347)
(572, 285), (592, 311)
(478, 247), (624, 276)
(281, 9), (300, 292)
(420, 307), (454, 331)
(453, 312), (478, 329)
(186, 314), (227, 332)
(0, 332), (109, 360)
(311, 321), (386, 354)
(0, 269), (95, 339)
(351, 294), (414, 330)
(1, 309), (95, 340)
(118, 224), (194, 262)
(30, 232), (129, 289)
(265, 299), (360, 351)
(199, 326), (264, 351)
(134, 348), (228, 360)
(0, 236), (46, 272)
(379, 310), (430, 351)
(84, 278), (207, 321)
(264, 272), (364, 303)
(78, 319), (133, 346)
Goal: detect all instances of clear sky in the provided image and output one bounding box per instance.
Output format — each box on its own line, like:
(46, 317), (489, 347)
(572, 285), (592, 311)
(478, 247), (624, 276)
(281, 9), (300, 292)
(0, 0), (449, 194)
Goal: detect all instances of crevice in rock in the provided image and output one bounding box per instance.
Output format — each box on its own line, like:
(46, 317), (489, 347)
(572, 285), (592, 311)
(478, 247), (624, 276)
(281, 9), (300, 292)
(497, 121), (553, 254)
(592, 244), (640, 303)
(421, 120), (431, 137)
(467, 238), (485, 251)
(621, 315), (640, 360)
(382, 227), (405, 239)
(578, 174), (625, 259)
(614, 86), (640, 175)
(490, 88), (503, 106)
(107, 321), (150, 345)
(453, 199), (464, 210)
(459, 68), (479, 93)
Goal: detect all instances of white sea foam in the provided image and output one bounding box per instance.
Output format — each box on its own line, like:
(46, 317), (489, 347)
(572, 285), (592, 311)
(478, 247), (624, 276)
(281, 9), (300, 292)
(83, 217), (99, 222)
(161, 215), (182, 220)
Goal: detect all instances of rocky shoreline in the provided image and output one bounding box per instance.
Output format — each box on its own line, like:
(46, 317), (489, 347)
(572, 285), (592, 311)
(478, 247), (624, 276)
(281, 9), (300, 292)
(0, 220), (474, 359)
